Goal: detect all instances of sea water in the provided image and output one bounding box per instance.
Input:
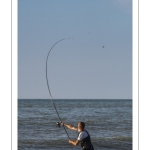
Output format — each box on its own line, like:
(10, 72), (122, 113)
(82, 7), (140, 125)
(18, 99), (132, 150)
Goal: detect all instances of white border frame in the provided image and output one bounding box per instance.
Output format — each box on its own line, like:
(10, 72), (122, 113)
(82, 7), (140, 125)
(12, 0), (18, 149)
(133, 0), (139, 149)
(9, 0), (144, 149)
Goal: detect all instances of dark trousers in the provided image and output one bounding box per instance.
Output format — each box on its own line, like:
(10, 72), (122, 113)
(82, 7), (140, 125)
(82, 145), (94, 150)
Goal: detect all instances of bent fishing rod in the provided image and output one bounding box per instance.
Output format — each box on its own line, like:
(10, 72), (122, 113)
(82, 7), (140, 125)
(46, 38), (73, 140)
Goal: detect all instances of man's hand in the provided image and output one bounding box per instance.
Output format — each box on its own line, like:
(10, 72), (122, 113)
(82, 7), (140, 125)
(60, 122), (77, 131)
(69, 140), (73, 144)
(69, 139), (79, 146)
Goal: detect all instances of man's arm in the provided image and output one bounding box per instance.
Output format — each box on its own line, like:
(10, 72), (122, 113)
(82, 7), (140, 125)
(61, 122), (77, 131)
(69, 140), (80, 146)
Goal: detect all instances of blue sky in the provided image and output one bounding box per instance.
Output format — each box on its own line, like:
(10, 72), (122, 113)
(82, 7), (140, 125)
(18, 0), (132, 99)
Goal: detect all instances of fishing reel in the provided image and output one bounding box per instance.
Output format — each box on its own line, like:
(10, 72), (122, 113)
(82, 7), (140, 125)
(55, 121), (61, 128)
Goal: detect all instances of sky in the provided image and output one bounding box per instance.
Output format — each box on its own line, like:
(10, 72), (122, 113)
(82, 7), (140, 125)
(18, 0), (132, 99)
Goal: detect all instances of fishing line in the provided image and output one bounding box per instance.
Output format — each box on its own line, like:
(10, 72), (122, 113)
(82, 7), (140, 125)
(46, 38), (73, 140)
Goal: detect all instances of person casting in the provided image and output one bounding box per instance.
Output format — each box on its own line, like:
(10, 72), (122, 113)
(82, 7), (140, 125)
(61, 122), (94, 150)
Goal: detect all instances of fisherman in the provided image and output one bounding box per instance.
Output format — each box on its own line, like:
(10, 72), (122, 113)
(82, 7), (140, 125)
(61, 122), (94, 150)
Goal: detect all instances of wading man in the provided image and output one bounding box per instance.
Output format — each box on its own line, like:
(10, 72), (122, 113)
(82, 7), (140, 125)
(61, 122), (94, 150)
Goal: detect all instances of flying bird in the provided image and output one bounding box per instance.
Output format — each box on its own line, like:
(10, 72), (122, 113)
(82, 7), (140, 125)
(102, 46), (105, 48)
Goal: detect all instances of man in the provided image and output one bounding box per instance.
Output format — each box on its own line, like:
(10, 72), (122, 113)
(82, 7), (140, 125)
(61, 122), (94, 150)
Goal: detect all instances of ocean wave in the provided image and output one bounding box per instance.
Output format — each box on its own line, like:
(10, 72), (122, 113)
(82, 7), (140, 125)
(92, 136), (132, 141)
(18, 100), (132, 150)
(18, 137), (132, 150)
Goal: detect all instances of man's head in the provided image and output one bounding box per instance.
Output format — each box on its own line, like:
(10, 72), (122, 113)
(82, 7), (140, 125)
(78, 122), (85, 132)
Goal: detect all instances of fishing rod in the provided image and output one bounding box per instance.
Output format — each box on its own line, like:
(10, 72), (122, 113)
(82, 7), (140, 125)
(46, 38), (73, 140)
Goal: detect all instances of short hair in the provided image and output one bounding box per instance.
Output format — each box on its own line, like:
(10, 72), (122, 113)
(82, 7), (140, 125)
(79, 122), (85, 129)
